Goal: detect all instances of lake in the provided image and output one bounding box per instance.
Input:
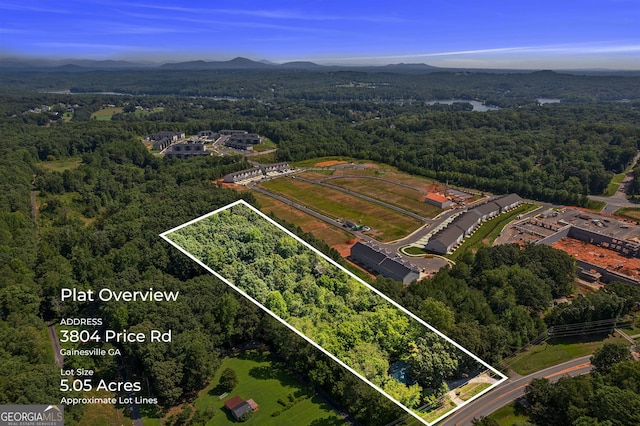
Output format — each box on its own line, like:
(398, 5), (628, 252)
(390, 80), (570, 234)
(537, 98), (561, 104)
(426, 99), (500, 112)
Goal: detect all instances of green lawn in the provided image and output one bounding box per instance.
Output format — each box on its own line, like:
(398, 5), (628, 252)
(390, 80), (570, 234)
(604, 170), (629, 196)
(613, 207), (640, 222)
(456, 382), (492, 401)
(252, 138), (277, 152)
(449, 204), (538, 261)
(91, 107), (123, 120)
(402, 246), (428, 256)
(504, 333), (626, 376)
(40, 156), (82, 172)
(189, 350), (345, 426)
(604, 183), (619, 197)
(584, 199), (606, 211)
(249, 152), (277, 163)
(488, 402), (530, 426)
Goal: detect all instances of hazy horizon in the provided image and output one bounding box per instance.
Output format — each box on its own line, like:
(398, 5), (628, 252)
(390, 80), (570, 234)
(2, 0), (640, 70)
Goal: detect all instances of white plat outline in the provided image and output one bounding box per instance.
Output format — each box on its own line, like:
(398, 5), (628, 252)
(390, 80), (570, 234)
(160, 199), (508, 425)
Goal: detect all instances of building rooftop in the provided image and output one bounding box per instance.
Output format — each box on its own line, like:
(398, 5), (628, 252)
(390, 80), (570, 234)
(425, 192), (449, 203)
(431, 226), (464, 247)
(224, 396), (244, 411)
(475, 201), (500, 216)
(494, 193), (523, 208)
(454, 211), (481, 231)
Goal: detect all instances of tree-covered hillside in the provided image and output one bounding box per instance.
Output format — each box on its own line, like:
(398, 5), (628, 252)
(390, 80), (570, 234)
(0, 74), (639, 424)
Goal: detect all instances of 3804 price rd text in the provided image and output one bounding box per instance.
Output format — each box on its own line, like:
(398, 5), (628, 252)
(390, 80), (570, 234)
(59, 328), (172, 343)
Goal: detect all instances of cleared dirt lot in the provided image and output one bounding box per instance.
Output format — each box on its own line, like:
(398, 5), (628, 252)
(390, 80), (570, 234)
(552, 237), (640, 280)
(253, 192), (355, 250)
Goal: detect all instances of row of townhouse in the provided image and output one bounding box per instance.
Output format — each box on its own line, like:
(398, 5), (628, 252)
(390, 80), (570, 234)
(148, 131), (186, 151)
(223, 163), (291, 183)
(426, 193), (523, 254)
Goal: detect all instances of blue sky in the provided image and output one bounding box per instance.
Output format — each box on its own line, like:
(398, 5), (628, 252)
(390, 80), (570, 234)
(1, 0), (639, 69)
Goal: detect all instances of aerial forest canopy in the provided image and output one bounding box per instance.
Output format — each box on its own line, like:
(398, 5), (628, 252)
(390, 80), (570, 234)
(0, 67), (639, 424)
(165, 202), (483, 411)
(2, 67), (638, 206)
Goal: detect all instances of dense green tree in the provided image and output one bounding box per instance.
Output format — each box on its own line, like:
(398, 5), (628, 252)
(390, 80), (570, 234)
(591, 343), (633, 374)
(404, 334), (459, 389)
(218, 368), (238, 392)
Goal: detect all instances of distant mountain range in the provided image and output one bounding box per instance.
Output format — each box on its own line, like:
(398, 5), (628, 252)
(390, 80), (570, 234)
(0, 56), (442, 73)
(0, 56), (637, 75)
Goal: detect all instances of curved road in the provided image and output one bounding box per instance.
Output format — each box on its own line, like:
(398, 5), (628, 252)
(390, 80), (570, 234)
(588, 151), (640, 214)
(438, 356), (593, 426)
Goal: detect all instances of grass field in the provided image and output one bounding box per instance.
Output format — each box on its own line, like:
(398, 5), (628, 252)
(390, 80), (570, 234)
(253, 192), (354, 249)
(297, 170), (335, 178)
(295, 157), (482, 203)
(91, 107), (123, 120)
(249, 152), (277, 163)
(584, 199), (606, 211)
(190, 350), (345, 426)
(456, 382), (492, 401)
(293, 156), (362, 168)
(327, 177), (442, 218)
(133, 107), (164, 117)
(621, 324), (640, 336)
(40, 157), (82, 172)
(252, 138), (277, 152)
(504, 333), (626, 376)
(260, 177), (423, 242)
(488, 403), (530, 426)
(604, 170), (629, 196)
(614, 207), (640, 222)
(421, 397), (457, 424)
(449, 204), (538, 261)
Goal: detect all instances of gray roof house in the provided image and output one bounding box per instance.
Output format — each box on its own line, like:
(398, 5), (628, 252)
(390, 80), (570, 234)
(453, 211), (482, 237)
(350, 241), (420, 284)
(425, 226), (464, 254)
(494, 193), (523, 212)
(474, 202), (501, 221)
(163, 142), (210, 158)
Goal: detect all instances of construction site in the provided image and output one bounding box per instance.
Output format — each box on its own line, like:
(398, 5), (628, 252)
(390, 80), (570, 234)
(502, 207), (640, 286)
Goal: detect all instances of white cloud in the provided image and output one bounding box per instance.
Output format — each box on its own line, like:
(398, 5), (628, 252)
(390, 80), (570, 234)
(105, 1), (405, 23)
(289, 42), (640, 67)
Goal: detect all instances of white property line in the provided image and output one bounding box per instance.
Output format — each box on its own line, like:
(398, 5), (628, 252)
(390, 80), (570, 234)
(160, 200), (507, 425)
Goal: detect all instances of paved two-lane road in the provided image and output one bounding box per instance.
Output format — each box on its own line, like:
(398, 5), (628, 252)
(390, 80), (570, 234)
(438, 356), (593, 425)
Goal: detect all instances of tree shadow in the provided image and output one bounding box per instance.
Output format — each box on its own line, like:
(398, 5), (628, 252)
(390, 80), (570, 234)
(248, 365), (282, 380)
(218, 405), (238, 423)
(309, 417), (348, 426)
(208, 384), (230, 396)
